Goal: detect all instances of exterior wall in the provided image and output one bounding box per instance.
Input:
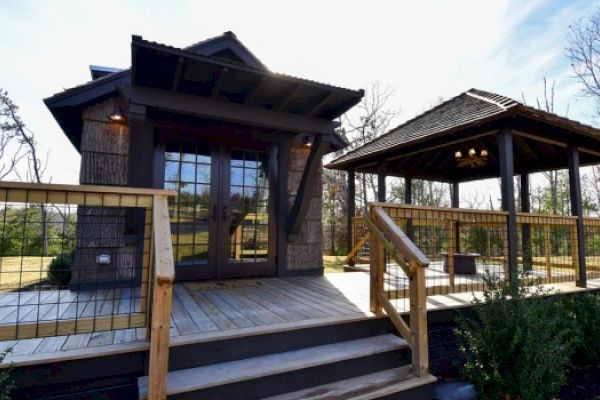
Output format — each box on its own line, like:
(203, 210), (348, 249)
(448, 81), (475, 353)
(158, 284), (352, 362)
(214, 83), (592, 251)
(286, 146), (324, 272)
(72, 97), (137, 288)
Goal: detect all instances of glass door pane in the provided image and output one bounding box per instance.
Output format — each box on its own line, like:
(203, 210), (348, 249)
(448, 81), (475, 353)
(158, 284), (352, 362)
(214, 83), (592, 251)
(165, 145), (212, 267)
(227, 150), (270, 264)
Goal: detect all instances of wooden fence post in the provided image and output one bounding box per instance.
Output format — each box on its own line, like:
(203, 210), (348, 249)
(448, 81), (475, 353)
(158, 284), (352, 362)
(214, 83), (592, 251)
(409, 260), (428, 378)
(148, 195), (175, 400)
(544, 225), (552, 279)
(370, 232), (384, 314)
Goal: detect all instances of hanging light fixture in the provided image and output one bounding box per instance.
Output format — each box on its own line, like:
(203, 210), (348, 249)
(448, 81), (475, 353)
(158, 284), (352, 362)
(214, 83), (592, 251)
(454, 146), (489, 168)
(302, 135), (315, 148)
(108, 106), (126, 123)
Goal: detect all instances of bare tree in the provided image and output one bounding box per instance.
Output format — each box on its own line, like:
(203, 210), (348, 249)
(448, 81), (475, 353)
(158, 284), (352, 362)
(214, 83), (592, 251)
(1, 89), (50, 254)
(341, 82), (399, 211)
(566, 8), (600, 116)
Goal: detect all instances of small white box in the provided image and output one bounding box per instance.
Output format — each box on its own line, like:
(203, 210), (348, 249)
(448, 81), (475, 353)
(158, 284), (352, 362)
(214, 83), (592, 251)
(96, 254), (111, 265)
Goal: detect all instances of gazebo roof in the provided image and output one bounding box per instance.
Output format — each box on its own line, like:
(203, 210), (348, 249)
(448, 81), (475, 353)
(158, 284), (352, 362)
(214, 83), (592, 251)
(327, 89), (600, 182)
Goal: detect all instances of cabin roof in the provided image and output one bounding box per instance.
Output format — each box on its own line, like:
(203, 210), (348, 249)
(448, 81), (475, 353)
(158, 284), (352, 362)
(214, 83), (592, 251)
(327, 88), (600, 181)
(44, 32), (363, 151)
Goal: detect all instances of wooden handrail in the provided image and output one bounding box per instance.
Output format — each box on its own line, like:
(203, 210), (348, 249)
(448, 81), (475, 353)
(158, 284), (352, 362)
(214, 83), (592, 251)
(366, 204), (430, 378)
(148, 195), (176, 400)
(371, 207), (429, 268)
(0, 180), (177, 197)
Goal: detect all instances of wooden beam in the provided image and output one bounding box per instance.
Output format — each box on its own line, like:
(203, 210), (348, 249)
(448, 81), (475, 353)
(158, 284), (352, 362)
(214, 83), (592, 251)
(276, 138), (291, 275)
(568, 145), (587, 288)
(347, 170), (356, 258)
(276, 84), (302, 112)
(377, 163), (387, 202)
(451, 182), (459, 208)
(308, 92), (335, 116)
(210, 67), (228, 98)
(498, 128), (518, 294)
(119, 85), (338, 136)
(171, 57), (184, 92)
(287, 137), (330, 240)
(245, 76), (267, 105)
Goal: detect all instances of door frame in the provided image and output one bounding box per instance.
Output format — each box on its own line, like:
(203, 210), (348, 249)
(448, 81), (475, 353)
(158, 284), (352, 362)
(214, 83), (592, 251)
(160, 133), (277, 281)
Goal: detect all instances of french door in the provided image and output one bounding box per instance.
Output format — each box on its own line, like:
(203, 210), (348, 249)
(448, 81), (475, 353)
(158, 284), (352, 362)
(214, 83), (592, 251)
(165, 144), (275, 280)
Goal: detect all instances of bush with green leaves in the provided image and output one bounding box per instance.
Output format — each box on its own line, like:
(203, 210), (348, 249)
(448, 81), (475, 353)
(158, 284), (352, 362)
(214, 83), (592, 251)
(47, 252), (73, 286)
(563, 293), (600, 366)
(0, 348), (14, 400)
(455, 274), (576, 400)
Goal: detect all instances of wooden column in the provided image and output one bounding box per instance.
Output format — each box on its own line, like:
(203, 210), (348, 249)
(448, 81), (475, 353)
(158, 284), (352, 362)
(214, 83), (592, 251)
(276, 138), (290, 276)
(410, 260), (429, 378)
(498, 128), (518, 294)
(521, 174), (532, 271)
(405, 177), (413, 205)
(347, 170), (356, 264)
(405, 177), (413, 240)
(451, 181), (460, 254)
(127, 104), (155, 188)
(451, 181), (459, 208)
(370, 233), (384, 313)
(568, 145), (587, 288)
(377, 163), (387, 203)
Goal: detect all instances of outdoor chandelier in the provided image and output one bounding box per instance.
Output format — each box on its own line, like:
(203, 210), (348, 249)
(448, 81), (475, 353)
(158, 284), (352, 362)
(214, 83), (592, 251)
(454, 147), (488, 168)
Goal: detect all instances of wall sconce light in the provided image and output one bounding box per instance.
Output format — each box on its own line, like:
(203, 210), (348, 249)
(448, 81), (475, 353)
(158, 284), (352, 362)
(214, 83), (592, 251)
(108, 106), (126, 123)
(302, 135), (314, 148)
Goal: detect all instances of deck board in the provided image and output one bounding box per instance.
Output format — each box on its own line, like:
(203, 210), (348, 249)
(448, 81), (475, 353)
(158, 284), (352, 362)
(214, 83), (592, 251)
(0, 273), (599, 365)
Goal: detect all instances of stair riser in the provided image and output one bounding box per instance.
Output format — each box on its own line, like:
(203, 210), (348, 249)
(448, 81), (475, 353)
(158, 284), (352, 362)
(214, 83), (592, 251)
(168, 318), (394, 371)
(376, 382), (435, 400)
(167, 349), (410, 400)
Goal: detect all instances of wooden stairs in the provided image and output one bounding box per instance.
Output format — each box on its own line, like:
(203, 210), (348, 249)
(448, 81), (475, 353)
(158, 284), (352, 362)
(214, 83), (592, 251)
(137, 318), (436, 399)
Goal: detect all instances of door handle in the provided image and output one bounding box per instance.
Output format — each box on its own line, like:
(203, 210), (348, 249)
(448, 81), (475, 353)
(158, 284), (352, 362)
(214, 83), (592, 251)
(211, 204), (217, 222)
(222, 205), (228, 222)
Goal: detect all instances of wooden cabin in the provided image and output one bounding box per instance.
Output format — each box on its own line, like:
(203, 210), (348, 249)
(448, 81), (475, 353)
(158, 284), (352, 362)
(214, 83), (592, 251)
(44, 32), (364, 285)
(3, 35), (600, 400)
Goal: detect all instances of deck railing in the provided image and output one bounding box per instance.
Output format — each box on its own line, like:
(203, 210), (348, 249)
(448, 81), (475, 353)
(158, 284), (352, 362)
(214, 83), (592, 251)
(351, 204), (600, 298)
(365, 205), (429, 377)
(0, 181), (176, 397)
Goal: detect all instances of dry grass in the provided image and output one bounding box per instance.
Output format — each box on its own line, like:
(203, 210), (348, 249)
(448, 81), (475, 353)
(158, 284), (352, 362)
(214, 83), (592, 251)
(323, 255), (346, 273)
(0, 256), (54, 290)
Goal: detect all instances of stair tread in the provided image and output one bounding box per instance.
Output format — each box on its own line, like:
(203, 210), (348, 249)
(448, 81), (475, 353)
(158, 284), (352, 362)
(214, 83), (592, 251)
(138, 334), (407, 398)
(262, 366), (437, 400)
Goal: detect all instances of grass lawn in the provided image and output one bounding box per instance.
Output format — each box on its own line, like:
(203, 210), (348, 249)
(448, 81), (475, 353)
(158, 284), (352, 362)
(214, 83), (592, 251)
(0, 256), (54, 290)
(323, 255), (346, 273)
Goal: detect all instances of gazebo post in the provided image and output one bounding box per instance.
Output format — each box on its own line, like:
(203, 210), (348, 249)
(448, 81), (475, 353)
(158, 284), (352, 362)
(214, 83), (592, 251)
(405, 177), (413, 205)
(377, 163), (387, 202)
(405, 176), (413, 239)
(451, 182), (460, 253)
(568, 145), (587, 288)
(347, 170), (356, 265)
(521, 174), (532, 271)
(498, 128), (518, 294)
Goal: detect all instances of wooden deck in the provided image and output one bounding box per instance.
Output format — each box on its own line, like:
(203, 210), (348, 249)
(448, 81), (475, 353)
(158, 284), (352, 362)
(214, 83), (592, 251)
(1, 272), (600, 366)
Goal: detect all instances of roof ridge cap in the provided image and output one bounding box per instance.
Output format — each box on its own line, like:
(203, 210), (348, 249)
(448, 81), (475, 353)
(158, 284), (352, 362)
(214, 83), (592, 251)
(465, 90), (513, 110)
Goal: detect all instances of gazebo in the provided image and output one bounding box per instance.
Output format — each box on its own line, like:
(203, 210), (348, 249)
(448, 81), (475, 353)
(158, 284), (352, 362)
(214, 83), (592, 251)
(327, 89), (600, 293)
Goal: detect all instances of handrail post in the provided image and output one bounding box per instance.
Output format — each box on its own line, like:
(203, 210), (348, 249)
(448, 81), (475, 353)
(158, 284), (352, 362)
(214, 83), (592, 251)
(148, 195), (175, 400)
(370, 232), (384, 313)
(409, 260), (428, 377)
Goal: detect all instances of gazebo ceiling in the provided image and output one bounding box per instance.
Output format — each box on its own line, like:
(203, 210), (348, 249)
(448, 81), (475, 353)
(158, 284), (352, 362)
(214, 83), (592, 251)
(327, 89), (600, 182)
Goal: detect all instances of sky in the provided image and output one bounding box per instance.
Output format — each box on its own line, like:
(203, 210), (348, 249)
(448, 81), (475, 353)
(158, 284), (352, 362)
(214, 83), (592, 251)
(0, 0), (599, 203)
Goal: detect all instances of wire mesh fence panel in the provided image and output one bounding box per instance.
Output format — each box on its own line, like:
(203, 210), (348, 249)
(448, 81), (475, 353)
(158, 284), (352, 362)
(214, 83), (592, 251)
(352, 204), (600, 303)
(584, 218), (600, 281)
(516, 214), (579, 285)
(0, 185), (155, 340)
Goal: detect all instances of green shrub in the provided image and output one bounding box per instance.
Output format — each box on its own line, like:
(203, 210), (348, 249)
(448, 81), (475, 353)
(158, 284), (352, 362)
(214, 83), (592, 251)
(0, 348), (14, 400)
(455, 274), (576, 400)
(47, 253), (73, 286)
(563, 294), (600, 366)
